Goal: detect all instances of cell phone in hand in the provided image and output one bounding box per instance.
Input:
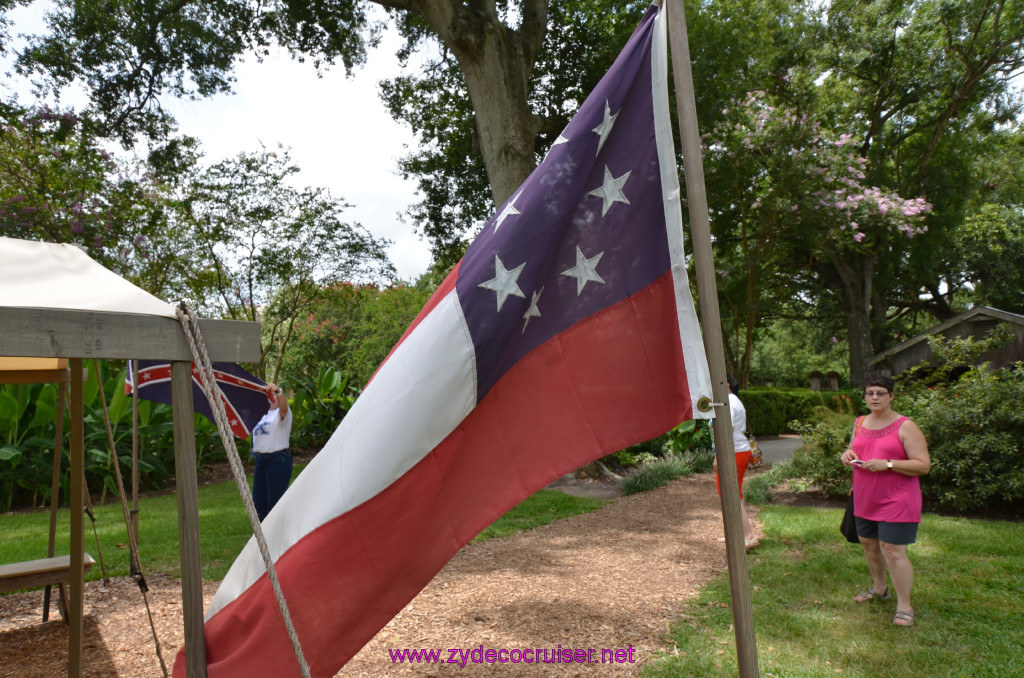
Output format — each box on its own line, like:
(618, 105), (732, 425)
(851, 459), (865, 466)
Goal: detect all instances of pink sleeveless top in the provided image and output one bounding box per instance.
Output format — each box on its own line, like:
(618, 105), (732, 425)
(851, 416), (921, 523)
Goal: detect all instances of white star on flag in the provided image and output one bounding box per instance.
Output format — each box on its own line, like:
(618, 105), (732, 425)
(561, 246), (606, 295)
(545, 135), (569, 160)
(478, 254), (526, 311)
(588, 166), (631, 216)
(592, 100), (619, 154)
(493, 191), (522, 233)
(521, 287), (543, 332)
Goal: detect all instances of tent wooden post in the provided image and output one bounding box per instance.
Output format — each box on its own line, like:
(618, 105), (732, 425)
(173, 360), (207, 678)
(131, 360), (140, 575)
(665, 0), (760, 675)
(44, 381), (67, 622)
(69, 359), (85, 678)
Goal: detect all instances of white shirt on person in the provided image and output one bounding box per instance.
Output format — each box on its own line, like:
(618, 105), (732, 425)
(252, 406), (293, 453)
(729, 393), (751, 453)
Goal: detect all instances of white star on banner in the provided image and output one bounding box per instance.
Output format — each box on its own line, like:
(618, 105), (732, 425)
(544, 135), (569, 160)
(478, 255), (527, 311)
(592, 100), (619, 154)
(561, 246), (606, 295)
(522, 287), (544, 332)
(493, 191), (522, 233)
(588, 166), (631, 216)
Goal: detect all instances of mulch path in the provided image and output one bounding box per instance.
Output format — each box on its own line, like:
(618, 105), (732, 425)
(0, 471), (763, 677)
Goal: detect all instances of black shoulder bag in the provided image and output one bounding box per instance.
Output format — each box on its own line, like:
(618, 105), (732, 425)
(840, 416), (865, 544)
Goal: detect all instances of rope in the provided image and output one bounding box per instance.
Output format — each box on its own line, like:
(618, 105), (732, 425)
(93, 359), (169, 678)
(175, 303), (312, 678)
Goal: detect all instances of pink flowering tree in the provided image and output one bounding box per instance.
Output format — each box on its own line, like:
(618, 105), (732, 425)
(705, 92), (932, 385)
(0, 102), (161, 275)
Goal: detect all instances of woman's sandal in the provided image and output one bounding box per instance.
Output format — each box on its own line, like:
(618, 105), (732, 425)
(893, 609), (915, 627)
(853, 587), (890, 603)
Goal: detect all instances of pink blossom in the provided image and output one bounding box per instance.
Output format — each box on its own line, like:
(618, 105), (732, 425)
(853, 232), (866, 242)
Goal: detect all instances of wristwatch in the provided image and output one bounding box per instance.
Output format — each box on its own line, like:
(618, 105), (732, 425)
(886, 459), (893, 470)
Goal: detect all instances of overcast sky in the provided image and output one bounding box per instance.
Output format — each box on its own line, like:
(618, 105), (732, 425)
(4, 5), (433, 282)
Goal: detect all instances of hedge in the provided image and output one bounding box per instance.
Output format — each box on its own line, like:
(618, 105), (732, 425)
(739, 388), (863, 435)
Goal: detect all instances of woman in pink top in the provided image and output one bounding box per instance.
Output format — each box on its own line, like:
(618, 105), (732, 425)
(840, 374), (930, 627)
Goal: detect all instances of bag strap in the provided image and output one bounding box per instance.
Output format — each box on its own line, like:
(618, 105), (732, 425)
(851, 415), (865, 441)
(848, 416), (865, 497)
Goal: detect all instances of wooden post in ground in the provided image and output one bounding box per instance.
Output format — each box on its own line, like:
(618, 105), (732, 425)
(665, 0), (760, 675)
(44, 381), (67, 622)
(69, 359), (84, 678)
(172, 360), (207, 678)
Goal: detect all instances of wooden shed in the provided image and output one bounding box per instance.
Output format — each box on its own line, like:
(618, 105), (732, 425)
(869, 306), (1024, 377)
(0, 237), (261, 677)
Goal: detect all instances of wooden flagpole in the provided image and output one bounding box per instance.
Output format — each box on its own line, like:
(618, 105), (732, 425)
(664, 0), (760, 675)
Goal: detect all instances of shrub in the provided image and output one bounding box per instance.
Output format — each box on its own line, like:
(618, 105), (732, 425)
(787, 412), (856, 499)
(619, 449), (714, 496)
(743, 462), (790, 506)
(899, 363), (1024, 511)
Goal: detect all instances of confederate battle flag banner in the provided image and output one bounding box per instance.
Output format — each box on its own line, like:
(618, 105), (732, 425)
(126, 361), (268, 439)
(177, 4), (711, 675)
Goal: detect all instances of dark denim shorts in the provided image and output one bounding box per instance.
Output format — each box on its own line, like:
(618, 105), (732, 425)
(854, 516), (919, 545)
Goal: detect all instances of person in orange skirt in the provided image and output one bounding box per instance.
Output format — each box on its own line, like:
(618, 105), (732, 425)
(714, 375), (757, 549)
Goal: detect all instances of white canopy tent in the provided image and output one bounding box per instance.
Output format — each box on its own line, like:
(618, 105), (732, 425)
(0, 237), (261, 677)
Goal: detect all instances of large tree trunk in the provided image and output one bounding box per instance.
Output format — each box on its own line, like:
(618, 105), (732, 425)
(409, 0), (549, 206)
(825, 250), (876, 388)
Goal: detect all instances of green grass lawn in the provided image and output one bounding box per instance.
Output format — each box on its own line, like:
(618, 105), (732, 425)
(641, 505), (1024, 678)
(0, 464), (605, 583)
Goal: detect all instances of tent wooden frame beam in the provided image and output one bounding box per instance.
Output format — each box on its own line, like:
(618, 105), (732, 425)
(0, 308), (259, 362)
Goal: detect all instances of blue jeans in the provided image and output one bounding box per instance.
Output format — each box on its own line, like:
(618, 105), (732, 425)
(252, 449), (293, 521)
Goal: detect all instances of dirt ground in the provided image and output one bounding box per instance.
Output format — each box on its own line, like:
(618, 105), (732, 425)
(0, 468), (773, 678)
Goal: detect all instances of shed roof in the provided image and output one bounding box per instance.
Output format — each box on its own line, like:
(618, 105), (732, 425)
(869, 306), (1024, 367)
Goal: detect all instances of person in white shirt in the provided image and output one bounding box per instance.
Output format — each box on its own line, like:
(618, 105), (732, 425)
(251, 382), (293, 521)
(713, 376), (758, 549)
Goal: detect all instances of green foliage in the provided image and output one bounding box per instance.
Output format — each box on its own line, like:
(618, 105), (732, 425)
(748, 319), (849, 388)
(160, 147), (395, 379)
(278, 279), (435, 392)
(895, 330), (1024, 511)
(619, 450), (714, 496)
(288, 366), (357, 451)
(0, 361), (229, 511)
(954, 204), (1024, 313)
(788, 413), (857, 499)
(742, 462), (790, 506)
(18, 0), (373, 145)
(610, 418), (714, 469)
(741, 389), (861, 436)
(0, 103), (160, 274)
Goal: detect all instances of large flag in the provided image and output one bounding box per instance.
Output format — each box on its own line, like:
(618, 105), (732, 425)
(177, 5), (711, 675)
(126, 361), (269, 438)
